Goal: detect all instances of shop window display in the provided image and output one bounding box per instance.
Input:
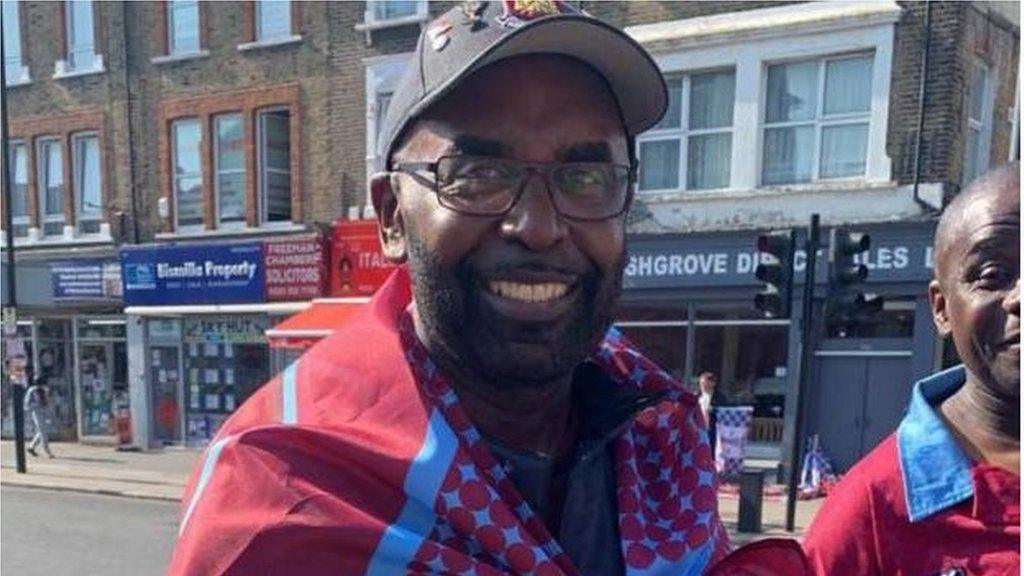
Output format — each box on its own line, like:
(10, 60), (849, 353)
(694, 307), (789, 445)
(1, 323), (34, 438)
(183, 316), (270, 446)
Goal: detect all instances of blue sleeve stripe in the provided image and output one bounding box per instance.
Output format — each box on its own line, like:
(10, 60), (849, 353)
(178, 435), (234, 537)
(282, 361), (299, 425)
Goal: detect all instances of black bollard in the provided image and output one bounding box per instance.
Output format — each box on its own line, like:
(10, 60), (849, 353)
(12, 382), (26, 473)
(737, 468), (764, 533)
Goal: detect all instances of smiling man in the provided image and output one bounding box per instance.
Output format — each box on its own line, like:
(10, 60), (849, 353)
(169, 2), (730, 575)
(803, 163), (1020, 575)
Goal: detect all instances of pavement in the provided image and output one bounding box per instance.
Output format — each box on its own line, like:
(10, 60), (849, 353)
(0, 441), (823, 543)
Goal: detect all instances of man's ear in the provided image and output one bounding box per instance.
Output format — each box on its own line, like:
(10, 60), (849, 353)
(370, 172), (407, 263)
(928, 279), (952, 337)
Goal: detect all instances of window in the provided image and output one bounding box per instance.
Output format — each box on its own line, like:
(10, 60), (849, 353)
(168, 0), (200, 54)
(373, 0), (419, 21)
(3, 0), (28, 85)
(172, 119), (203, 229)
(963, 62), (993, 185)
(258, 109), (291, 223)
(214, 114), (246, 225)
(37, 138), (66, 237)
(762, 54), (873, 185)
(365, 55), (412, 188)
(8, 142), (29, 238)
(66, 0), (97, 71)
(638, 69), (735, 192)
(73, 133), (102, 234)
(256, 0), (291, 41)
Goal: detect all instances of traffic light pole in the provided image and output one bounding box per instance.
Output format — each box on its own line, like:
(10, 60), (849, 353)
(1, 31), (27, 475)
(785, 213), (819, 532)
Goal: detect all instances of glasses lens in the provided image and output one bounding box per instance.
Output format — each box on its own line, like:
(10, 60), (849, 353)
(437, 157), (519, 214)
(554, 163), (630, 219)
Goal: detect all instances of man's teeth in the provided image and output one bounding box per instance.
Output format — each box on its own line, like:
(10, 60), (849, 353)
(488, 281), (569, 303)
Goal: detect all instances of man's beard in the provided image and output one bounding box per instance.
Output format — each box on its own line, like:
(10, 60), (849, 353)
(404, 231), (623, 388)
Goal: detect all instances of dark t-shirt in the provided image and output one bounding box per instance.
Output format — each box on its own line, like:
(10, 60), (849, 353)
(482, 362), (664, 576)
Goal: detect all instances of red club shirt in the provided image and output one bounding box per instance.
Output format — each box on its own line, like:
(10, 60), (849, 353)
(803, 365), (1020, 576)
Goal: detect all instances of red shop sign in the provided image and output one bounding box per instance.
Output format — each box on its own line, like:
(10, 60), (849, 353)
(330, 220), (397, 297)
(264, 236), (328, 301)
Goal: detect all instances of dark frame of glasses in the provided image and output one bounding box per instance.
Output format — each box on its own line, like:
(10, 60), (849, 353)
(391, 155), (637, 221)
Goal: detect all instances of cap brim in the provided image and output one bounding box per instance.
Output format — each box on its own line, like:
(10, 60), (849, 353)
(426, 15), (667, 138)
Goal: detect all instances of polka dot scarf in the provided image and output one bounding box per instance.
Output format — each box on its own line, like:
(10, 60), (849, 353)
(397, 312), (729, 575)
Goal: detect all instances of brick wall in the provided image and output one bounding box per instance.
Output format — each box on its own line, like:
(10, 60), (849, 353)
(4, 1), (1019, 245)
(122, 0), (332, 241)
(5, 1), (132, 241)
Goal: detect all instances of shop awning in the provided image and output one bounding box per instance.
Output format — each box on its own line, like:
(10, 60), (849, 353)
(264, 298), (370, 350)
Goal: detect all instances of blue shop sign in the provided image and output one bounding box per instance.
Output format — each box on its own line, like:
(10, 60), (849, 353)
(51, 260), (122, 301)
(624, 223), (936, 290)
(121, 243), (265, 305)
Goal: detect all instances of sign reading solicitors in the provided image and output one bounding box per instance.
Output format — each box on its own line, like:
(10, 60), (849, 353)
(624, 223), (936, 290)
(121, 243), (265, 305)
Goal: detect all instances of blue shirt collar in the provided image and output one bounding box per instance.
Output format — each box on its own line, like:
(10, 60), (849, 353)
(896, 365), (975, 523)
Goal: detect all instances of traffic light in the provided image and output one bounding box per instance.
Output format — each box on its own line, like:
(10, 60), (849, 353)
(827, 229), (883, 323)
(754, 229), (796, 318)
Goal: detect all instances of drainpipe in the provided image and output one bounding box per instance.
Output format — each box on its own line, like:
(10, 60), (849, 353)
(911, 0), (937, 212)
(122, 0), (140, 244)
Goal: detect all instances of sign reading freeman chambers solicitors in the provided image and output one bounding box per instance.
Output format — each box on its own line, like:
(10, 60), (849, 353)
(264, 237), (326, 301)
(623, 224), (937, 290)
(121, 243), (265, 305)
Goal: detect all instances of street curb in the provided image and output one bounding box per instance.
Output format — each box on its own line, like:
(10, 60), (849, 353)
(1, 479), (182, 503)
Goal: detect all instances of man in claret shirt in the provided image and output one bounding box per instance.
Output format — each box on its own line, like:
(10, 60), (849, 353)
(803, 163), (1020, 576)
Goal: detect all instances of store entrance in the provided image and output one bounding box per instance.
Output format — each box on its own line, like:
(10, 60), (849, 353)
(150, 345), (183, 445)
(76, 319), (129, 439)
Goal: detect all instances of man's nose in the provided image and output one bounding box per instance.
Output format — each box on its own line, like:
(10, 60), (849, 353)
(499, 172), (568, 251)
(1004, 276), (1021, 316)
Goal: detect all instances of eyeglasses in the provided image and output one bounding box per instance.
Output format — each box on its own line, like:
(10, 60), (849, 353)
(392, 155), (635, 221)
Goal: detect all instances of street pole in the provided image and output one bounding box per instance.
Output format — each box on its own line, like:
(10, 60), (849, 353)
(1, 15), (28, 474)
(785, 213), (819, 531)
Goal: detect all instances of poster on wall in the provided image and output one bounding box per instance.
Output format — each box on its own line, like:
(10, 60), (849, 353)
(120, 243), (265, 305)
(329, 220), (398, 297)
(264, 236), (327, 301)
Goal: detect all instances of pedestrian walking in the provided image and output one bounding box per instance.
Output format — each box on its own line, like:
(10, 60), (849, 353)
(24, 374), (54, 458)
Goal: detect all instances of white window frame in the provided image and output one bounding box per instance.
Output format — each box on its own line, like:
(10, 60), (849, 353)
(963, 60), (995, 185)
(364, 53), (413, 203)
(257, 107), (292, 225)
(171, 118), (204, 232)
(257, 0), (291, 41)
(637, 69), (736, 194)
(168, 0), (201, 55)
(213, 113), (246, 227)
(8, 141), (30, 237)
(761, 52), (874, 186)
(2, 0), (31, 86)
(356, 1), (428, 43)
(36, 137), (67, 237)
(55, 0), (105, 77)
(71, 132), (103, 235)
(625, 1), (897, 197)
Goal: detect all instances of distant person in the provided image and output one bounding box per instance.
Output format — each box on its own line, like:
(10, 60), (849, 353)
(803, 163), (1020, 575)
(24, 375), (54, 458)
(699, 371), (726, 452)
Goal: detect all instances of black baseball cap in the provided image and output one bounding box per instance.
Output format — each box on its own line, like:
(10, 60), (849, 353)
(378, 0), (668, 171)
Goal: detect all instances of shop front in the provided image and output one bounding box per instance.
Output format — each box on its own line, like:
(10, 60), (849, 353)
(121, 235), (328, 448)
(620, 221), (940, 467)
(2, 256), (126, 443)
